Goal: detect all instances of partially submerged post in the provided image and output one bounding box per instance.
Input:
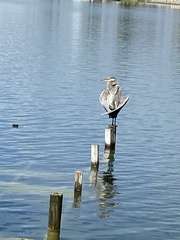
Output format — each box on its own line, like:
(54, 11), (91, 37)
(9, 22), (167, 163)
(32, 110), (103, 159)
(90, 144), (99, 188)
(47, 192), (63, 240)
(91, 144), (99, 169)
(105, 125), (116, 151)
(74, 171), (83, 192)
(73, 171), (83, 208)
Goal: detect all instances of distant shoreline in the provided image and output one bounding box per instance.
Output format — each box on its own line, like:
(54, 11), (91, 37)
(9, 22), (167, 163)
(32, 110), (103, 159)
(145, 0), (180, 5)
(114, 0), (180, 5)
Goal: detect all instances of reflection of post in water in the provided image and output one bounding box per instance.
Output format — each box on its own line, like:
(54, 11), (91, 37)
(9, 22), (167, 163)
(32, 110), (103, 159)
(99, 159), (119, 219)
(90, 168), (98, 187)
(102, 159), (115, 187)
(103, 147), (115, 163)
(90, 150), (119, 218)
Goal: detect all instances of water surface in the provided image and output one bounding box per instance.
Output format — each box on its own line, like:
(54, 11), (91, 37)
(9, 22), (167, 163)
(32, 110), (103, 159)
(0, 0), (180, 239)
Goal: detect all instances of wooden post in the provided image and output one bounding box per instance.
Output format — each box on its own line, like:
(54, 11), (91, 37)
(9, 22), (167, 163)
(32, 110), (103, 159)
(73, 171), (83, 208)
(47, 192), (63, 240)
(74, 171), (83, 192)
(91, 144), (99, 169)
(105, 125), (116, 151)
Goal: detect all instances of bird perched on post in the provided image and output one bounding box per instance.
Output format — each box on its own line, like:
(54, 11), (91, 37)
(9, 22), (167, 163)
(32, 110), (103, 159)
(99, 77), (129, 125)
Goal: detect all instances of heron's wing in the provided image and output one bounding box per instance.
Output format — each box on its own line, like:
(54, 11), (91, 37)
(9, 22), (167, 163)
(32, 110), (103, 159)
(99, 90), (110, 112)
(99, 90), (108, 101)
(101, 96), (129, 116)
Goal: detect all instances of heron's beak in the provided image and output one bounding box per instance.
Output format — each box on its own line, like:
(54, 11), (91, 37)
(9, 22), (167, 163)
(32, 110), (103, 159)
(99, 79), (109, 82)
(99, 77), (113, 82)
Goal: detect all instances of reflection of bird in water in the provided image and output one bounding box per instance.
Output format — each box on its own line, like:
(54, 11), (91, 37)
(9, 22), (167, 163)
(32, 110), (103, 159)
(99, 77), (129, 125)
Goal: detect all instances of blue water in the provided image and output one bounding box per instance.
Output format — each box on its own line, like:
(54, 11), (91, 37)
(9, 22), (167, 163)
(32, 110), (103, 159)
(0, 0), (180, 239)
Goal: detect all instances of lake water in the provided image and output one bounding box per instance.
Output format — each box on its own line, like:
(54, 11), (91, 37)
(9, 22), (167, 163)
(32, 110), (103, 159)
(0, 0), (180, 239)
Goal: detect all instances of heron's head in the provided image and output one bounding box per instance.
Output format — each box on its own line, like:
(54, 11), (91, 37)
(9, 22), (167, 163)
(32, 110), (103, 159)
(111, 78), (117, 86)
(100, 77), (117, 84)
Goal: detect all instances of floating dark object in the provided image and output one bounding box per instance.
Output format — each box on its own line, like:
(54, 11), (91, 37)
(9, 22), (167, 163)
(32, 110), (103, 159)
(12, 124), (19, 128)
(99, 77), (129, 125)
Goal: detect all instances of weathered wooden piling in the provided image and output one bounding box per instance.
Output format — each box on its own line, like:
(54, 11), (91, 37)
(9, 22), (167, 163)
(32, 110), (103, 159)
(105, 125), (116, 150)
(91, 144), (99, 169)
(47, 192), (63, 240)
(74, 171), (83, 193)
(73, 171), (83, 208)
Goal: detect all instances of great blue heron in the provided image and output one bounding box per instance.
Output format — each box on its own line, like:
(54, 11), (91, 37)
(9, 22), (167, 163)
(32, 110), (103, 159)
(99, 77), (129, 125)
